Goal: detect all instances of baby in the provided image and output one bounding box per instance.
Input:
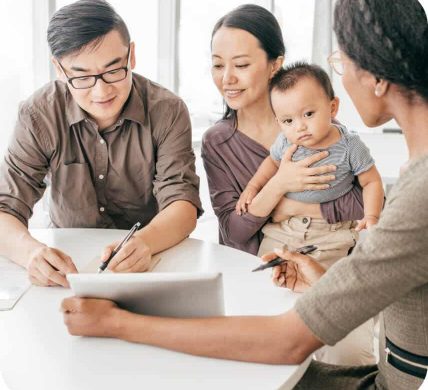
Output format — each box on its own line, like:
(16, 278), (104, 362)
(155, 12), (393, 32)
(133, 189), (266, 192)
(237, 62), (384, 268)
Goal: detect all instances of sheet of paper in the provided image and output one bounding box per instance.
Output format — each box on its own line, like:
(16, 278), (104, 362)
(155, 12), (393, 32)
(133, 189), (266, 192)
(0, 257), (31, 311)
(80, 253), (162, 273)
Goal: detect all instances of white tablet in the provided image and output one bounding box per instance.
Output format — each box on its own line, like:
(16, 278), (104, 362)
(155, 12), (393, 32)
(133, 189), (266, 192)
(67, 272), (224, 318)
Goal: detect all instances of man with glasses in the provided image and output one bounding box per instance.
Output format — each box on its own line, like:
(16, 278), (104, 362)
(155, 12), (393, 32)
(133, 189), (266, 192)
(0, 0), (202, 287)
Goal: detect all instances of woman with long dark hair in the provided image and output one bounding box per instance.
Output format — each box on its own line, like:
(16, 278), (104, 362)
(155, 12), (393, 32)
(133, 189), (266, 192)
(201, 4), (365, 256)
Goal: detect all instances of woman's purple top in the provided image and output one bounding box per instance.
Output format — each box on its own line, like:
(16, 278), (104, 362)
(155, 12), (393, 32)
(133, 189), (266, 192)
(201, 119), (364, 255)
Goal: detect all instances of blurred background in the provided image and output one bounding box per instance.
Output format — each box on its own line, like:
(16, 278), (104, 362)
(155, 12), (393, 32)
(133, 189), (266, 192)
(1, 0), (426, 239)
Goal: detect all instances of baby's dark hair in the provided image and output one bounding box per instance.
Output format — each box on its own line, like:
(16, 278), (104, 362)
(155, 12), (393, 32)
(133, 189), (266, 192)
(269, 62), (335, 100)
(334, 0), (428, 101)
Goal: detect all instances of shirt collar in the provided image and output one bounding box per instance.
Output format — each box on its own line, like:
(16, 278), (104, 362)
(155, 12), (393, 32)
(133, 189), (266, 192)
(65, 88), (88, 126)
(65, 75), (146, 127)
(119, 80), (145, 126)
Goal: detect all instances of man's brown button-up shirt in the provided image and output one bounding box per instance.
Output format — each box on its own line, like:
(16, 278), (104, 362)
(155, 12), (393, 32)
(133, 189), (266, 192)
(0, 73), (202, 229)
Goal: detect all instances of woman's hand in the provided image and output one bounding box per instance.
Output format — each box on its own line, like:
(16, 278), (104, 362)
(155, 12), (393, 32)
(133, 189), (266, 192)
(272, 145), (336, 194)
(261, 248), (326, 293)
(62, 297), (122, 337)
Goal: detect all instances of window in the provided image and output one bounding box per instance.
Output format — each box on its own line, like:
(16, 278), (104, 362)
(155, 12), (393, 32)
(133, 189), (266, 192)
(274, 0), (315, 65)
(178, 1), (273, 142)
(0, 0), (36, 158)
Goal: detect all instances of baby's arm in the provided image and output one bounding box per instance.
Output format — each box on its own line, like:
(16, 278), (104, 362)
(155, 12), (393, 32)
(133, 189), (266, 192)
(236, 156), (279, 215)
(355, 165), (384, 231)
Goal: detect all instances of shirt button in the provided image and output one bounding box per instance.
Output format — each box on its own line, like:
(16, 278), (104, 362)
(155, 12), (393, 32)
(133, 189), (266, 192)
(302, 217), (309, 224)
(99, 174), (104, 180)
(100, 139), (105, 144)
(99, 207), (105, 212)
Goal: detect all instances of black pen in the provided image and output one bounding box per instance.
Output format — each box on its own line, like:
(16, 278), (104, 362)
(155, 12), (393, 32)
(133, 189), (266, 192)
(251, 244), (318, 272)
(97, 222), (141, 273)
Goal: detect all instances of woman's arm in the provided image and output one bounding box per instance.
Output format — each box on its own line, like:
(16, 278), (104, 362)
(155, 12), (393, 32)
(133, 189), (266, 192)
(201, 145), (269, 246)
(61, 248), (326, 363)
(61, 297), (323, 365)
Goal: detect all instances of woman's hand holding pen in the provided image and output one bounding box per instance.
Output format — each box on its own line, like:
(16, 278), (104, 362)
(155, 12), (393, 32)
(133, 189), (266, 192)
(101, 234), (152, 272)
(261, 248), (326, 293)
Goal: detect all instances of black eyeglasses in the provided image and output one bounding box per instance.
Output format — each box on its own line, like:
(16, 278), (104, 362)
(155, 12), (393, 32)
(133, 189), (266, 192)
(58, 46), (130, 89)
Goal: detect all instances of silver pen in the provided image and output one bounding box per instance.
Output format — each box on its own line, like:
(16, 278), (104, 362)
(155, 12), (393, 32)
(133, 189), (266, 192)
(251, 245), (317, 272)
(97, 222), (141, 273)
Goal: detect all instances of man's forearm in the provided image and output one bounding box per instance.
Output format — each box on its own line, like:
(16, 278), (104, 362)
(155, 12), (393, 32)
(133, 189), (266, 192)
(114, 308), (321, 364)
(0, 212), (45, 268)
(136, 200), (197, 256)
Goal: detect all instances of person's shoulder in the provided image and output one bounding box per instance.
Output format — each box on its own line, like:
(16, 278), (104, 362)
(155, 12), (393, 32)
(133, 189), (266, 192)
(19, 80), (67, 117)
(397, 154), (428, 193)
(132, 73), (185, 110)
(384, 154), (428, 219)
(202, 118), (235, 148)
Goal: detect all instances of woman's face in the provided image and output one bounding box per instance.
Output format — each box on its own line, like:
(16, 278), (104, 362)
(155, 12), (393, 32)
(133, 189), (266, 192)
(211, 27), (280, 112)
(340, 51), (392, 127)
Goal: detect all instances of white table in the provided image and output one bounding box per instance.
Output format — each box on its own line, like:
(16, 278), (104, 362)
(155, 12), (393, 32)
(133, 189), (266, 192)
(0, 229), (310, 390)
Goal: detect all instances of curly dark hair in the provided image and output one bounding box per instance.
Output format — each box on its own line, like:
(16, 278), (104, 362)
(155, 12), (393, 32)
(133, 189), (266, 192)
(334, 0), (428, 101)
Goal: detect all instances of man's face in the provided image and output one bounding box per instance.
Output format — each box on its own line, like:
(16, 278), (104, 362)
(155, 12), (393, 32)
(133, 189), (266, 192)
(53, 29), (135, 129)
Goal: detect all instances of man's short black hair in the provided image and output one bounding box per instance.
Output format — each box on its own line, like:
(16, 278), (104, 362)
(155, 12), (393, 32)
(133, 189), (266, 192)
(47, 0), (130, 59)
(270, 62), (335, 100)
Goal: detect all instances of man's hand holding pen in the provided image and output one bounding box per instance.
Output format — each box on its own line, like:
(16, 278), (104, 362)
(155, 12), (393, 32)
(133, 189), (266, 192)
(260, 247), (326, 293)
(100, 234), (153, 273)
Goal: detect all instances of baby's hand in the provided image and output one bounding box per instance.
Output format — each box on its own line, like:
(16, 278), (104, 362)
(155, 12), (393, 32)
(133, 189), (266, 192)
(356, 215), (379, 231)
(236, 185), (259, 215)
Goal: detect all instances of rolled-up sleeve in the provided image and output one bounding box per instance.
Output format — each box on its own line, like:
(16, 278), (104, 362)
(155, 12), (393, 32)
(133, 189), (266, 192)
(0, 105), (49, 226)
(152, 99), (203, 216)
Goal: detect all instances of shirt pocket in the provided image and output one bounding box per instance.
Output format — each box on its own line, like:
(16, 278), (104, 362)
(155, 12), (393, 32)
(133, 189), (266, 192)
(51, 162), (97, 211)
(108, 165), (153, 207)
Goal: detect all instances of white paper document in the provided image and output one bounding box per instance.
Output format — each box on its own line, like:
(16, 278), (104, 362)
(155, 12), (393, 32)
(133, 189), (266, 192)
(0, 257), (30, 311)
(80, 253), (162, 273)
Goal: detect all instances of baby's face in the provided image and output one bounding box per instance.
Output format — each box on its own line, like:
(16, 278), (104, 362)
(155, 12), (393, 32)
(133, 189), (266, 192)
(271, 76), (339, 148)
